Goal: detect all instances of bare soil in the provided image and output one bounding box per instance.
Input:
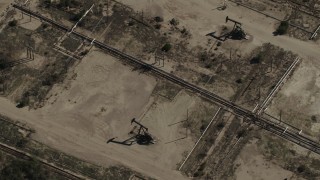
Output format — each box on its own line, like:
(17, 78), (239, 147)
(1, 0), (320, 179)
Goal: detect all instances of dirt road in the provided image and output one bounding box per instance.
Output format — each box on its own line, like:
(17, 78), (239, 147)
(0, 50), (193, 180)
(1, 0), (320, 179)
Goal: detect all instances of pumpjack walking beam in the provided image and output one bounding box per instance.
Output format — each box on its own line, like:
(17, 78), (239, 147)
(131, 118), (148, 131)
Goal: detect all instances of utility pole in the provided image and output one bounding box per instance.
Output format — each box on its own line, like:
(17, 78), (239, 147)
(28, 4), (31, 22)
(279, 110), (282, 124)
(141, 11), (144, 22)
(106, 0), (109, 23)
(185, 109), (189, 138)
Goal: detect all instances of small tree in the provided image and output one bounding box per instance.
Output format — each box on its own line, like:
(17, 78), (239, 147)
(297, 165), (306, 173)
(236, 78), (243, 84)
(216, 122), (225, 130)
(250, 54), (262, 64)
(70, 10), (85, 22)
(276, 21), (289, 35)
(154, 24), (161, 29)
(181, 27), (189, 36)
(154, 16), (163, 22)
(161, 43), (172, 52)
(128, 21), (135, 26)
(60, 0), (72, 7)
(237, 129), (246, 138)
(170, 18), (179, 26)
(8, 19), (17, 27)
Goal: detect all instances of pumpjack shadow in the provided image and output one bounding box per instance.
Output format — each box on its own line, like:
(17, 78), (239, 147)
(107, 118), (155, 146)
(206, 16), (249, 41)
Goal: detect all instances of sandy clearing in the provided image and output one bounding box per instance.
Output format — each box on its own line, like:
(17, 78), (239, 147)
(18, 17), (42, 30)
(234, 139), (298, 180)
(118, 0), (320, 59)
(0, 0), (13, 16)
(0, 50), (194, 179)
(114, 0), (320, 177)
(138, 92), (196, 170)
(1, 0), (320, 178)
(266, 56), (320, 135)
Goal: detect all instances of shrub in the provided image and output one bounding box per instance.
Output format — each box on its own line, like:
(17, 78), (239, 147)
(42, 23), (49, 29)
(16, 139), (29, 148)
(297, 165), (306, 173)
(154, 24), (161, 29)
(197, 153), (207, 159)
(204, 63), (212, 69)
(0, 63), (7, 70)
(128, 21), (135, 26)
(276, 21), (289, 35)
(200, 124), (206, 132)
(181, 28), (187, 34)
(80, 50), (89, 56)
(42, 74), (59, 86)
(170, 18), (179, 26)
(59, 0), (72, 7)
(199, 52), (208, 61)
(236, 78), (242, 84)
(193, 171), (204, 177)
(216, 122), (225, 130)
(161, 43), (172, 52)
(154, 16), (163, 22)
(1, 159), (48, 179)
(70, 10), (85, 22)
(237, 129), (246, 138)
(16, 102), (24, 108)
(250, 54), (262, 64)
(198, 162), (206, 171)
(8, 20), (17, 27)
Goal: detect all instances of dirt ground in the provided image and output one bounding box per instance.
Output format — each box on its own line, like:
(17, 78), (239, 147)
(118, 0), (320, 54)
(0, 0), (13, 15)
(0, 49), (197, 179)
(1, 0), (320, 179)
(234, 139), (298, 180)
(266, 56), (320, 136)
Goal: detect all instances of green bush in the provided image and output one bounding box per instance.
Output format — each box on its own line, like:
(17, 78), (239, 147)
(8, 20), (17, 27)
(169, 18), (179, 26)
(70, 10), (85, 22)
(0, 159), (48, 179)
(297, 165), (306, 173)
(236, 129), (246, 138)
(59, 0), (72, 7)
(154, 24), (161, 29)
(181, 28), (189, 35)
(276, 21), (289, 35)
(235, 78), (243, 84)
(128, 21), (135, 26)
(154, 16), (164, 22)
(0, 63), (7, 70)
(216, 122), (225, 130)
(161, 43), (172, 52)
(250, 54), (262, 64)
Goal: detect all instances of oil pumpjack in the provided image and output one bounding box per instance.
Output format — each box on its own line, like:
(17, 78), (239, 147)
(225, 16), (249, 40)
(107, 118), (155, 146)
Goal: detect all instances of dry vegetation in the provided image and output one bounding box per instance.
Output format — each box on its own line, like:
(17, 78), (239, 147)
(0, 115), (150, 179)
(0, 0), (319, 179)
(256, 131), (320, 180)
(236, 0), (320, 40)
